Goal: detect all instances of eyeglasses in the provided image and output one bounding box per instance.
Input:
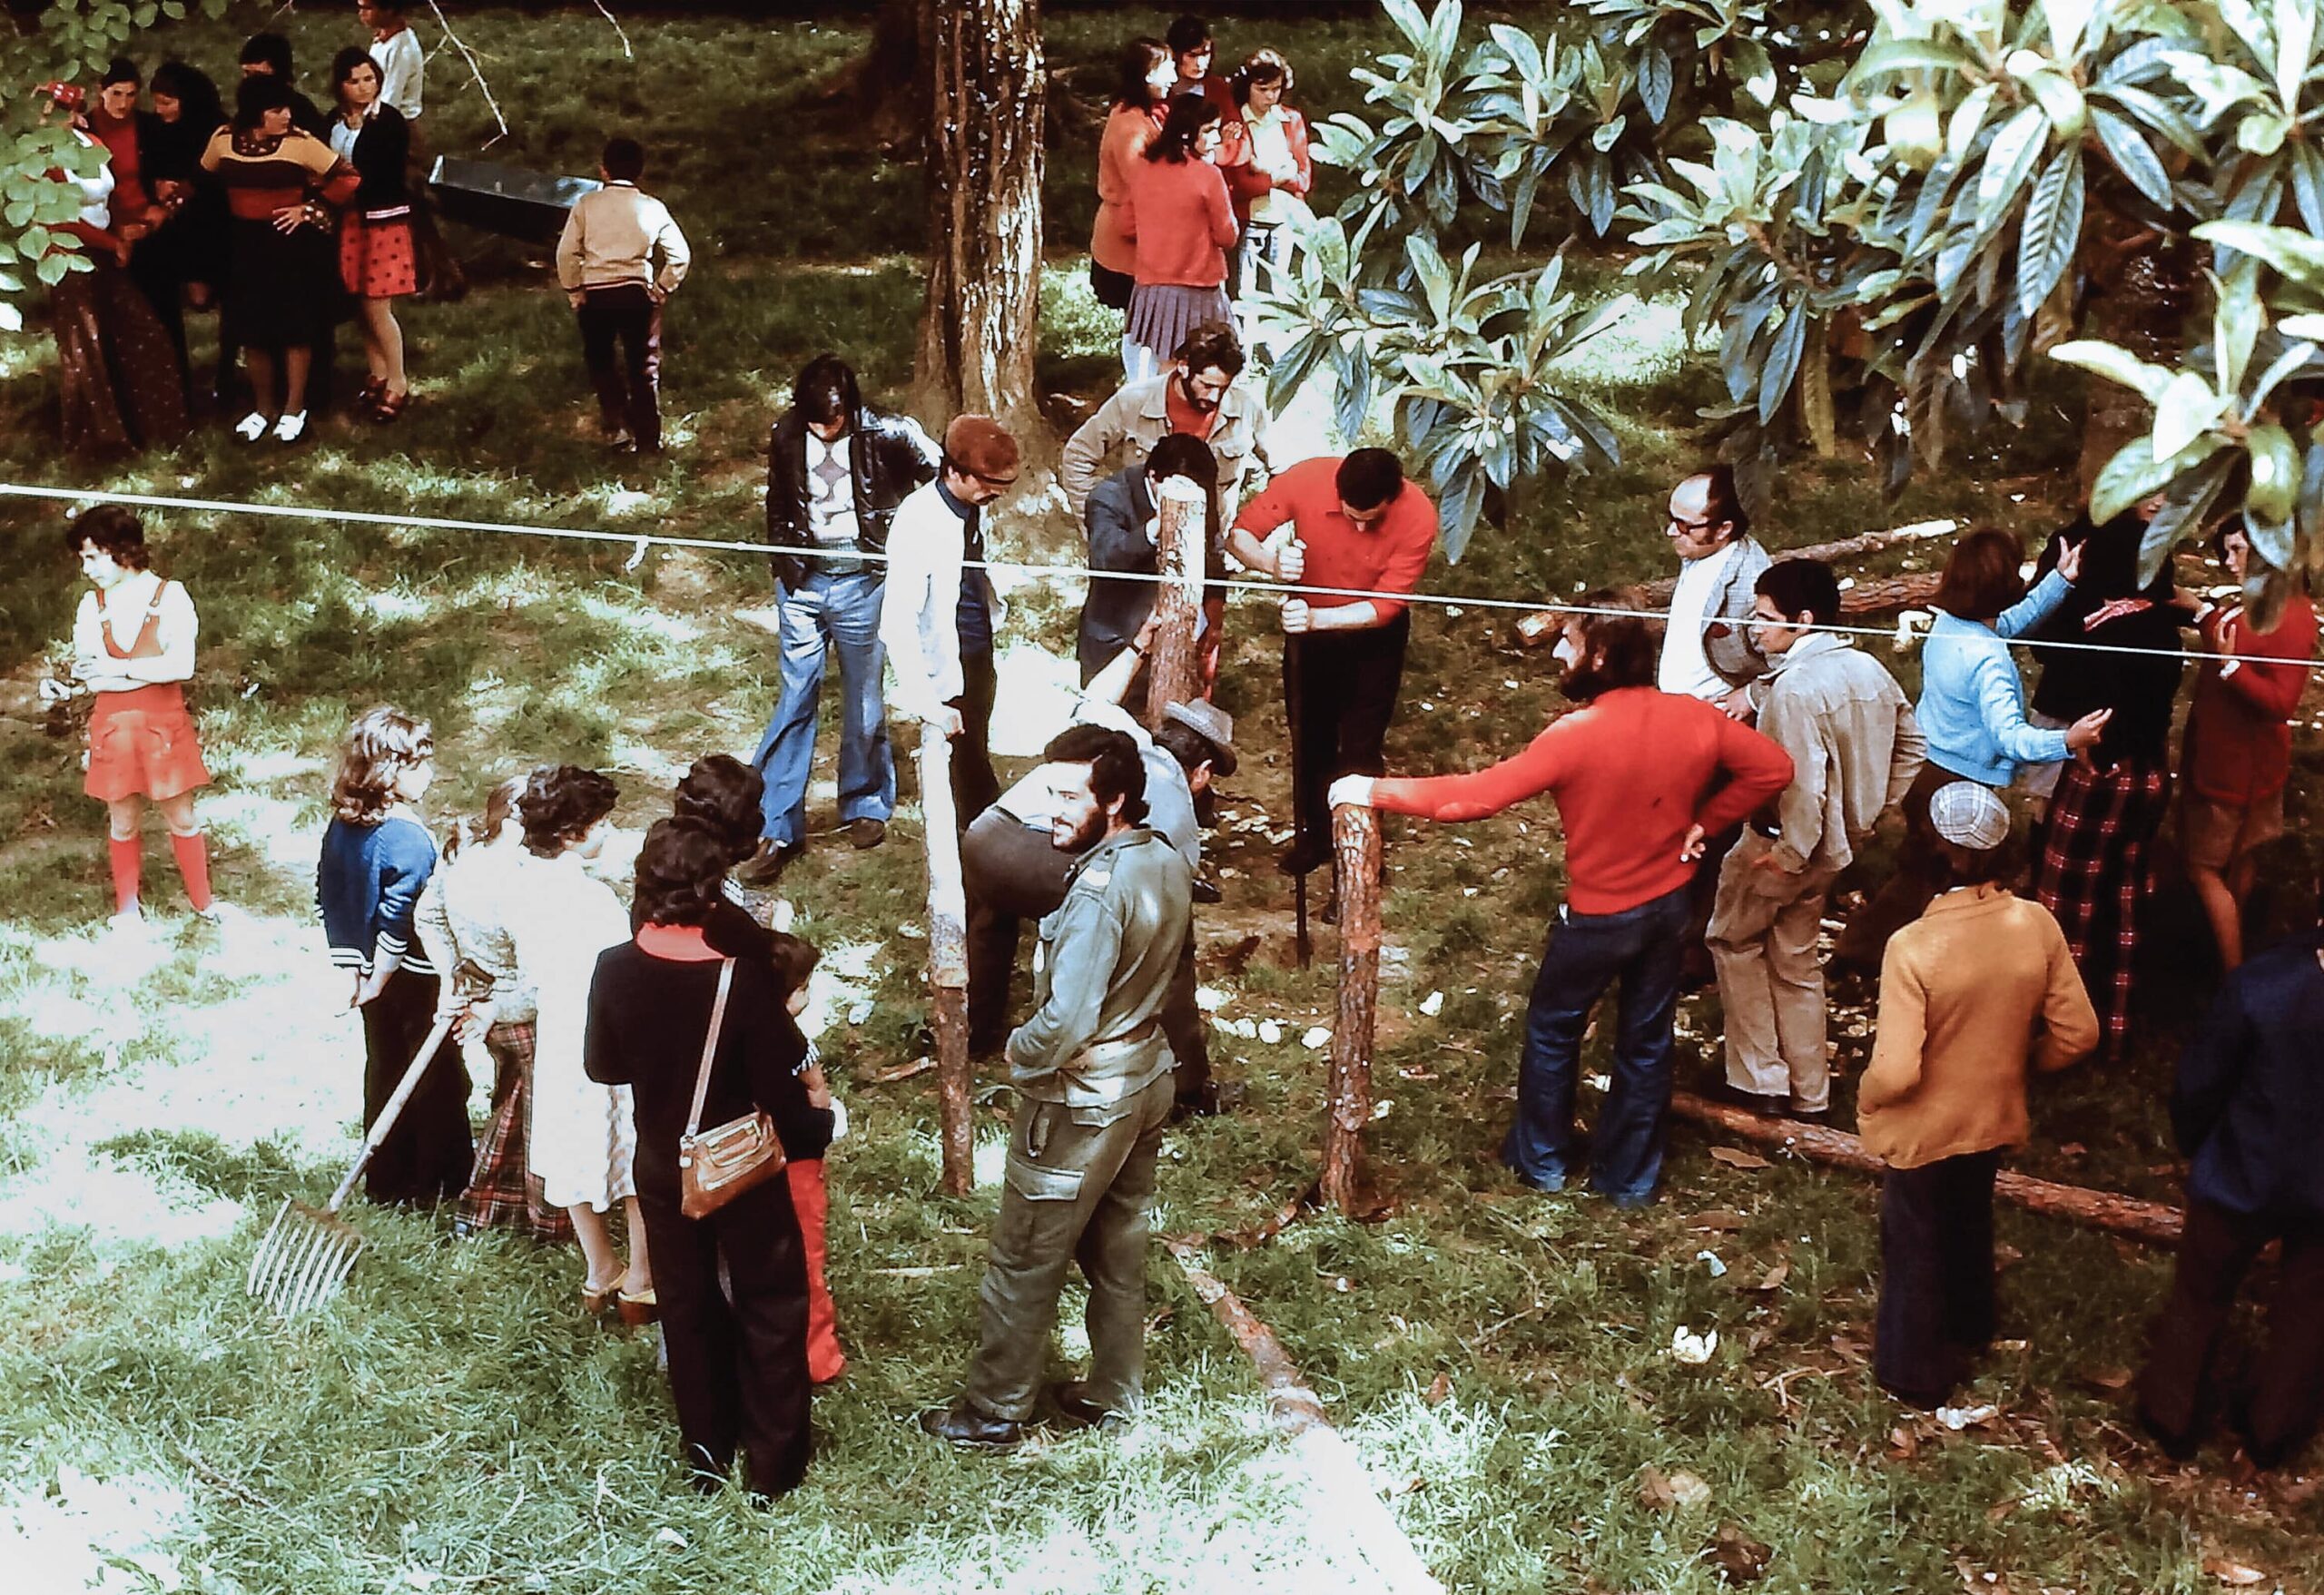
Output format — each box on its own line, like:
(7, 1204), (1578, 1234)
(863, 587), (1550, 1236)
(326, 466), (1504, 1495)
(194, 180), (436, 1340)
(1668, 513), (1718, 533)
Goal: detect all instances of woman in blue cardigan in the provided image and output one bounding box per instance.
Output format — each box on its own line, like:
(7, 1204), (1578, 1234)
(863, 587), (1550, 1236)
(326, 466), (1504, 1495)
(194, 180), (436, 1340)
(1837, 527), (2109, 965)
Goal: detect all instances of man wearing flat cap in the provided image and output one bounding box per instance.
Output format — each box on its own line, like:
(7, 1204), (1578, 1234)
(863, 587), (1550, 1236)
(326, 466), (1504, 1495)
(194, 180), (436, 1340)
(963, 622), (1237, 1117)
(881, 414), (1021, 823)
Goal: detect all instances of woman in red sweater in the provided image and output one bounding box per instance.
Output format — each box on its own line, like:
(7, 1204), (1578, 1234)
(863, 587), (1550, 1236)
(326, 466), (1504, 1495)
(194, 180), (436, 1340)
(1332, 603), (1793, 1206)
(1091, 37), (1172, 330)
(1219, 50), (1314, 306)
(1118, 93), (1237, 383)
(2180, 524), (2319, 969)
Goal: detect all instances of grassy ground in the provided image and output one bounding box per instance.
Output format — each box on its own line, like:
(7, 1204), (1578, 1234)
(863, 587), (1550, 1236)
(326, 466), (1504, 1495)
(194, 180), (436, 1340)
(4, 5), (2324, 1592)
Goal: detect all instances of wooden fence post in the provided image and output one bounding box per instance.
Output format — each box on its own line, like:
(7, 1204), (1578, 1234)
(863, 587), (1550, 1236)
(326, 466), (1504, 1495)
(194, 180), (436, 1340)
(1141, 474), (1209, 731)
(1321, 802), (1382, 1213)
(917, 722), (974, 1196)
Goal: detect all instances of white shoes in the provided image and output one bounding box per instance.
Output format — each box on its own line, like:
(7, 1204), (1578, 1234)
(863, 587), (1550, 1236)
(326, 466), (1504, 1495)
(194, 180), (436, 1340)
(271, 410), (308, 443)
(232, 411), (269, 443)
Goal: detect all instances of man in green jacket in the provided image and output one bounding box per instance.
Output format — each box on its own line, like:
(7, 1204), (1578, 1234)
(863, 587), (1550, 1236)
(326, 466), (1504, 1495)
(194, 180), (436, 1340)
(921, 725), (1194, 1450)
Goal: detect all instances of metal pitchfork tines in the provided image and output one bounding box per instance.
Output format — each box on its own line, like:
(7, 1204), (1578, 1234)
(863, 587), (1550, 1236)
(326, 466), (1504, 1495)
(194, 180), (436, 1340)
(247, 1012), (457, 1317)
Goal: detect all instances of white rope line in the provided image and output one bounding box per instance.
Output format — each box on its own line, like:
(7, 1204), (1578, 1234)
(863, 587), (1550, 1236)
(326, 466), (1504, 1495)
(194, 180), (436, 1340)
(5, 480), (2319, 674)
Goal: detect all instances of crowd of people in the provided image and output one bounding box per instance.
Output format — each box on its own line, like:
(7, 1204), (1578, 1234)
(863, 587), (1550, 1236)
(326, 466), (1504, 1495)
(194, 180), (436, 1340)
(34, 5), (447, 454)
(42, 5), (2324, 1510)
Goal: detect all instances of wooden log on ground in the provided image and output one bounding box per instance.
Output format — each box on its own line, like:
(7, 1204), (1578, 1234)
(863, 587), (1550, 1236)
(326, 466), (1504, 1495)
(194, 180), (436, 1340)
(917, 722), (974, 1196)
(1141, 475), (1209, 732)
(1512, 520), (1956, 646)
(1321, 803), (1382, 1214)
(1668, 1090), (2184, 1245)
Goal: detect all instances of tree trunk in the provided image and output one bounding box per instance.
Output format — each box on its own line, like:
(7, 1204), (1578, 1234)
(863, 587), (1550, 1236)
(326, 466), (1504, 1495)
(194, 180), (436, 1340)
(916, 723), (974, 1196)
(1140, 476), (1208, 731)
(910, 0), (1049, 473)
(1668, 1091), (2184, 1245)
(1321, 803), (1382, 1214)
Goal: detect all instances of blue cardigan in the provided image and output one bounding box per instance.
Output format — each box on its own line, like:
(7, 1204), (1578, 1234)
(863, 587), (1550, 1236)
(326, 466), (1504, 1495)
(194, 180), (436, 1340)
(2173, 932), (2324, 1221)
(1915, 569), (2073, 786)
(317, 812), (439, 975)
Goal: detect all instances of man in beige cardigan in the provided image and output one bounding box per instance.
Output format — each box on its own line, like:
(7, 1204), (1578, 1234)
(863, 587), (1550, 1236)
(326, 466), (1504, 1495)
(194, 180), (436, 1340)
(1857, 781), (2099, 1408)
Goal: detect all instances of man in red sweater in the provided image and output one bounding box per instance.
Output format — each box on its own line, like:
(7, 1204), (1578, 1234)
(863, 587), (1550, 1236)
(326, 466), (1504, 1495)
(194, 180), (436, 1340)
(1227, 448), (1437, 879)
(1332, 601), (1793, 1204)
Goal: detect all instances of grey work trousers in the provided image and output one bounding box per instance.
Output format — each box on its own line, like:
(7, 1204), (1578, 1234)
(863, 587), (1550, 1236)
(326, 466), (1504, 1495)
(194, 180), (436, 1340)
(961, 1072), (1176, 1422)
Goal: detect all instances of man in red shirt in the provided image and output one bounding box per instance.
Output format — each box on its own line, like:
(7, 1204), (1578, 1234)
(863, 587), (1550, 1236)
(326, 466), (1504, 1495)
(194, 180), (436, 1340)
(1331, 601), (1793, 1205)
(1227, 448), (1437, 876)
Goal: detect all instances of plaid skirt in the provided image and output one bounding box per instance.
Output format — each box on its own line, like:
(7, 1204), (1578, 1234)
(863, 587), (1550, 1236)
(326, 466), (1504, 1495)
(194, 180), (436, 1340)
(2031, 757), (2172, 1056)
(453, 1020), (576, 1245)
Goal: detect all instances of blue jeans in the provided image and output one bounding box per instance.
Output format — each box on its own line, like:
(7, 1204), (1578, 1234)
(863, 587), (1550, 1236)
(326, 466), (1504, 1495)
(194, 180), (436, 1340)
(750, 568), (894, 845)
(1506, 883), (1691, 1206)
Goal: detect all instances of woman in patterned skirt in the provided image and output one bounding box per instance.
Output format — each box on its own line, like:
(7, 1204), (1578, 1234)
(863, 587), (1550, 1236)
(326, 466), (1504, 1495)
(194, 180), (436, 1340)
(415, 772), (576, 1245)
(328, 47), (416, 421)
(67, 505), (213, 928)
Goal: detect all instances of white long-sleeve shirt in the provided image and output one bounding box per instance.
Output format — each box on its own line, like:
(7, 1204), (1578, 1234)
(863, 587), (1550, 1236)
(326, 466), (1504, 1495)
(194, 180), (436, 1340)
(555, 182), (690, 295)
(369, 25), (423, 121)
(74, 576), (196, 692)
(879, 480), (986, 723)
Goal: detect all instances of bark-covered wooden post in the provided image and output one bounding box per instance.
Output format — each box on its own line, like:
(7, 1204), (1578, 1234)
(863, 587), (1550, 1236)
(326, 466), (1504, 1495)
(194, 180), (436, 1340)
(1140, 474), (1209, 731)
(1321, 802), (1382, 1212)
(917, 722), (974, 1196)
(909, 0), (1049, 468)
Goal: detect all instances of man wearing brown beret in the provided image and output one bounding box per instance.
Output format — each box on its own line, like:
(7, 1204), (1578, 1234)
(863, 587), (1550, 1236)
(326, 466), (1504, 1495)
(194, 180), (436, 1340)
(879, 414), (1021, 823)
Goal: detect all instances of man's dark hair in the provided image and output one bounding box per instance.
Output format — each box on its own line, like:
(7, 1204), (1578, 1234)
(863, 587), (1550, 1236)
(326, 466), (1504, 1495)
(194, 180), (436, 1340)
(1561, 590), (1659, 701)
(633, 818), (729, 927)
(1043, 724), (1149, 826)
(1145, 92), (1220, 163)
(1335, 448), (1404, 513)
(1166, 15), (1213, 57)
(601, 136), (645, 182)
(792, 352), (861, 429)
(1144, 433), (1222, 552)
(238, 32), (293, 74)
(672, 754), (764, 868)
(1756, 558), (1842, 629)
(1153, 719), (1220, 777)
(1932, 527), (2030, 623)
(521, 765), (619, 858)
(1174, 321), (1245, 379)
(232, 73), (296, 131)
(66, 504), (151, 570)
(1690, 464), (1749, 544)
(1114, 36), (1169, 109)
(1935, 835), (2010, 888)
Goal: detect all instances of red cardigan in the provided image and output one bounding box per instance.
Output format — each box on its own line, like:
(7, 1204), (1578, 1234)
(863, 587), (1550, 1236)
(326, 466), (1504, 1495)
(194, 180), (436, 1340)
(1219, 106), (1314, 223)
(1120, 154), (1236, 288)
(2181, 596), (2317, 804)
(1373, 687), (1796, 915)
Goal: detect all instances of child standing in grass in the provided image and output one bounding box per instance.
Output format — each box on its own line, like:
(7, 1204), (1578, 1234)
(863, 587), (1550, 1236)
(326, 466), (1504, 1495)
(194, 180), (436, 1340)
(555, 135), (689, 453)
(68, 506), (217, 931)
(317, 707), (475, 1206)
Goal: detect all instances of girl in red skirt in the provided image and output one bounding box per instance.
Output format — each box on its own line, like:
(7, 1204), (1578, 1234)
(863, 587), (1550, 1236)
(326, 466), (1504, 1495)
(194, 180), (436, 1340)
(67, 505), (215, 928)
(328, 48), (418, 420)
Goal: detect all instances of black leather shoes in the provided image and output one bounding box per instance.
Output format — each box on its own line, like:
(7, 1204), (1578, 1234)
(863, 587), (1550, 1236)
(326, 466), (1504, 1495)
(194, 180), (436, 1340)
(920, 1402), (1026, 1452)
(850, 818), (887, 850)
(736, 839), (803, 887)
(1047, 1382), (1126, 1432)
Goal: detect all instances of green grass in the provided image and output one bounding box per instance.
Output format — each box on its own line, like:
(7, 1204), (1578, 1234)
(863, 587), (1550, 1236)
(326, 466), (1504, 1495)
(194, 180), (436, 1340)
(4, 5), (2323, 1591)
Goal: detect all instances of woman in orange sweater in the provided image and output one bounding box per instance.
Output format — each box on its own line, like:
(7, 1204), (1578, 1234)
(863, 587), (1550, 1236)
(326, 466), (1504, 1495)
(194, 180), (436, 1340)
(1118, 93), (1237, 384)
(1091, 37), (1173, 346)
(1857, 781), (2098, 1409)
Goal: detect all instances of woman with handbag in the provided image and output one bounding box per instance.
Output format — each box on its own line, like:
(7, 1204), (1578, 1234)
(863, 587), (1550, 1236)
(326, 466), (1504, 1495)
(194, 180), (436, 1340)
(586, 819), (834, 1501)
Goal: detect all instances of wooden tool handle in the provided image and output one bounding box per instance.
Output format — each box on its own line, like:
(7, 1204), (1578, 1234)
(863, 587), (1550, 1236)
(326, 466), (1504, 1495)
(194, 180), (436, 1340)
(326, 1011), (458, 1213)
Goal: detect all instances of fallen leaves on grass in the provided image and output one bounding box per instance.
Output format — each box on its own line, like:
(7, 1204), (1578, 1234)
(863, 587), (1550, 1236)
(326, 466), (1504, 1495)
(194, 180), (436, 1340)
(2080, 1365), (2135, 1394)
(2201, 1556), (2270, 1587)
(1739, 1261), (1789, 1294)
(1705, 1522), (1772, 1583)
(1423, 1371), (1452, 1406)
(1687, 1209), (1748, 1233)
(1709, 1147), (1771, 1171)
(1639, 1465), (1712, 1512)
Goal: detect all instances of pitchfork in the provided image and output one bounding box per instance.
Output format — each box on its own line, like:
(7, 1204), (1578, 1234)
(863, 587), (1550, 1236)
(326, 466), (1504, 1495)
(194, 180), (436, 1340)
(246, 1012), (456, 1317)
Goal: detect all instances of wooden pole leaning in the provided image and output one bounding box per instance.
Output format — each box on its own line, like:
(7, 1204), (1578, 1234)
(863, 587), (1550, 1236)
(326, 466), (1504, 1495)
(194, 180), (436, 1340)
(1141, 474), (1209, 732)
(917, 721), (975, 1196)
(1320, 802), (1383, 1214)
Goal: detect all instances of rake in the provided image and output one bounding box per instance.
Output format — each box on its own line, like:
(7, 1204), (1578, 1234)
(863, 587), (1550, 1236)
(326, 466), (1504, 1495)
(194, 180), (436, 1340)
(247, 1012), (457, 1317)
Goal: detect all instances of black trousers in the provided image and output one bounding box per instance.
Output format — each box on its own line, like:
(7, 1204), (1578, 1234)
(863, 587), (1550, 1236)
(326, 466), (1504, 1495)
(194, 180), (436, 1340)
(576, 283), (664, 448)
(1875, 1149), (2002, 1404)
(949, 647), (1001, 828)
(359, 967), (473, 1206)
(1285, 614), (1410, 857)
(962, 807), (1212, 1099)
(2139, 1198), (2324, 1467)
(637, 1177), (814, 1498)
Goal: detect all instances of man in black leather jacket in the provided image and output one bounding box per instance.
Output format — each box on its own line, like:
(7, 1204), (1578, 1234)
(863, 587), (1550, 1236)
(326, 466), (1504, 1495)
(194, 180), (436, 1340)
(743, 354), (939, 882)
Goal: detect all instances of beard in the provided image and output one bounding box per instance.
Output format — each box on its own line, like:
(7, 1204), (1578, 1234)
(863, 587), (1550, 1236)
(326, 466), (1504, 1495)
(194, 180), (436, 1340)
(1174, 373), (1220, 414)
(1558, 656), (1611, 703)
(1052, 808), (1110, 854)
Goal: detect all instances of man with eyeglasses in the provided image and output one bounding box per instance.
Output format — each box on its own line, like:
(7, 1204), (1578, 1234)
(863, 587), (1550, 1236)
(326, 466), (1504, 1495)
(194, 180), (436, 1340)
(1060, 320), (1271, 527)
(881, 415), (1022, 826)
(1227, 448), (1437, 881)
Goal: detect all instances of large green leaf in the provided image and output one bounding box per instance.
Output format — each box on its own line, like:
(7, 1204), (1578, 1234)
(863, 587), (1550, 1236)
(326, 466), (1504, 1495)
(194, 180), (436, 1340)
(1974, 105), (2049, 240)
(2048, 339), (2176, 402)
(1758, 298), (1807, 424)
(2092, 434), (2225, 523)
(2245, 420), (2300, 525)
(2015, 144), (2083, 322)
(2193, 221), (2324, 289)
(2152, 370), (2228, 458)
(2088, 107), (2173, 209)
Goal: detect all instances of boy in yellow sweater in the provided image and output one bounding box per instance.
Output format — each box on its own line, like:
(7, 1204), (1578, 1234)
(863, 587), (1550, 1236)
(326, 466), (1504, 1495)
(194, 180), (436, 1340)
(1858, 781), (2099, 1407)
